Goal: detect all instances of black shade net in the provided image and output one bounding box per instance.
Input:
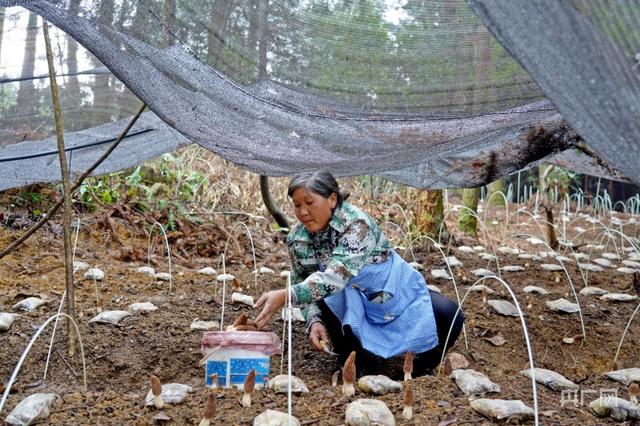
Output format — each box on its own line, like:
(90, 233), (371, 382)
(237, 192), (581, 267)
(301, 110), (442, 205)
(0, 0), (637, 190)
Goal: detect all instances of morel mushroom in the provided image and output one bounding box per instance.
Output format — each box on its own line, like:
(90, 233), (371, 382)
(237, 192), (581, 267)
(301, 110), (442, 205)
(150, 375), (164, 409)
(342, 351), (356, 397)
(403, 352), (413, 381)
(198, 392), (217, 426)
(629, 383), (640, 405)
(402, 382), (414, 420)
(242, 369), (256, 407)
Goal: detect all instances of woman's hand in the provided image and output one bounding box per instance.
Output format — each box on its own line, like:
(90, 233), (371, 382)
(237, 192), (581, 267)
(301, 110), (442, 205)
(254, 289), (287, 329)
(309, 322), (330, 352)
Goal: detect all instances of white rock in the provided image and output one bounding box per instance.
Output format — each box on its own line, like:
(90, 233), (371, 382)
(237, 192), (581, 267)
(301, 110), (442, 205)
(593, 258), (614, 268)
(579, 286), (608, 296)
(89, 310), (131, 325)
(136, 266), (156, 277)
(345, 399), (395, 426)
(574, 226), (586, 234)
(497, 246), (519, 255)
(12, 297), (49, 312)
(83, 267), (104, 281)
(450, 369), (500, 396)
(281, 307), (306, 322)
(470, 399), (534, 422)
(357, 375), (402, 395)
(546, 298), (580, 314)
(479, 253), (498, 261)
(589, 396), (640, 421)
(555, 255), (574, 263)
(578, 263), (605, 272)
(518, 253), (541, 261)
(408, 261), (423, 271)
(523, 286), (548, 295)
(520, 368), (578, 391)
(258, 266), (275, 274)
(72, 261), (90, 271)
(458, 246), (475, 254)
(585, 244), (605, 251)
(231, 292), (254, 306)
(471, 268), (493, 277)
(5, 393), (58, 426)
(468, 284), (495, 294)
(540, 263), (563, 271)
(628, 254), (640, 261)
(622, 260), (640, 268)
(606, 368), (640, 385)
(488, 300), (520, 317)
(472, 245), (485, 252)
(254, 410), (300, 426)
(602, 252), (621, 261)
(190, 320), (220, 331)
(216, 273), (235, 282)
(155, 272), (172, 281)
(0, 313), (19, 331)
(427, 285), (441, 294)
(572, 253), (589, 261)
(502, 265), (525, 272)
(197, 267), (217, 275)
(128, 302), (158, 313)
(430, 269), (452, 280)
(600, 293), (638, 302)
(279, 270), (291, 278)
(617, 267), (639, 274)
(526, 237), (545, 245)
(267, 375), (309, 393)
(445, 256), (463, 267)
(145, 383), (193, 406)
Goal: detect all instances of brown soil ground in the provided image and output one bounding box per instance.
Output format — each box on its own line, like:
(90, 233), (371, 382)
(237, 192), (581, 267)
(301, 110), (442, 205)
(1, 207), (639, 425)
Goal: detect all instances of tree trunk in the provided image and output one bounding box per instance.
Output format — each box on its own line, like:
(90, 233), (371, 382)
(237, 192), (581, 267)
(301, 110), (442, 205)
(486, 178), (507, 206)
(256, 0), (268, 80)
(455, 20), (493, 238)
(162, 0), (176, 48)
(458, 188), (480, 238)
(15, 12), (39, 118)
(472, 20), (493, 113)
(91, 0), (115, 123)
(0, 8), (5, 64)
(539, 164), (559, 250)
(260, 176), (289, 230)
(207, 0), (235, 64)
(66, 1), (81, 122)
(415, 190), (448, 239)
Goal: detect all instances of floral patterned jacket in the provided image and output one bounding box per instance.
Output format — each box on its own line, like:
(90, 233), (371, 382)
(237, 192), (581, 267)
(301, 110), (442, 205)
(287, 202), (392, 327)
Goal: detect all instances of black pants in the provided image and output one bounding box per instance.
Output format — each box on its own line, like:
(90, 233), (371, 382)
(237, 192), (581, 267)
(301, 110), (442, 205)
(317, 290), (465, 378)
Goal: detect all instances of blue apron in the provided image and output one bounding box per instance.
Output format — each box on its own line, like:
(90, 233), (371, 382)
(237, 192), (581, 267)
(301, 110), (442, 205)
(324, 251), (439, 358)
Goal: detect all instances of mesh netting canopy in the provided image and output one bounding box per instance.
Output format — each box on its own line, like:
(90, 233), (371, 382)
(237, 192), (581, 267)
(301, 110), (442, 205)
(0, 0), (638, 189)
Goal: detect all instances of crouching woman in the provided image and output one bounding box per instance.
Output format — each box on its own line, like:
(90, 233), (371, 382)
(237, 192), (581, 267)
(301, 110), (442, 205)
(255, 171), (465, 376)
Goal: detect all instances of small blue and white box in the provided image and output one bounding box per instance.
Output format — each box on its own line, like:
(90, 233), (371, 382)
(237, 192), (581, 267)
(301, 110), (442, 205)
(200, 331), (282, 389)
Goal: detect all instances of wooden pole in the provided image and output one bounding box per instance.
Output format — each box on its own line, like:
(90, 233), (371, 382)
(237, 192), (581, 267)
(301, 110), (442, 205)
(43, 19), (76, 355)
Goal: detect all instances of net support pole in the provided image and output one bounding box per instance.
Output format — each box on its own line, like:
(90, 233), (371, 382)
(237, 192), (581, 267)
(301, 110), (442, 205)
(43, 19), (77, 355)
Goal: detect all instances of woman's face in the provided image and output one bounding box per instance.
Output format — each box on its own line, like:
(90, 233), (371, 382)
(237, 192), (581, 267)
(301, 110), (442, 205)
(291, 186), (337, 233)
